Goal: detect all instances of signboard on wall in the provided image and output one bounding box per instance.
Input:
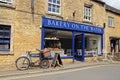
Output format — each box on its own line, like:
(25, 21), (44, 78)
(42, 17), (104, 34)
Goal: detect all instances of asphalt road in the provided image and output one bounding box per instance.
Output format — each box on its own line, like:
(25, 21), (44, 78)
(5, 64), (120, 80)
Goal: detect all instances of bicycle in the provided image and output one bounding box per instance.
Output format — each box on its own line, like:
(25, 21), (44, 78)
(15, 49), (50, 70)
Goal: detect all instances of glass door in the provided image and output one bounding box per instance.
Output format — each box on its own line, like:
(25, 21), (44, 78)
(74, 33), (83, 61)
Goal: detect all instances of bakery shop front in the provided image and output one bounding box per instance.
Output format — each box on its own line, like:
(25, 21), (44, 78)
(41, 17), (104, 62)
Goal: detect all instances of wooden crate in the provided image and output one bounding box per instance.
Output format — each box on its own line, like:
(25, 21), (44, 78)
(43, 51), (51, 58)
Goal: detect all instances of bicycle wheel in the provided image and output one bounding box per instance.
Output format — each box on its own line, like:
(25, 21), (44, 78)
(40, 59), (49, 69)
(15, 56), (30, 70)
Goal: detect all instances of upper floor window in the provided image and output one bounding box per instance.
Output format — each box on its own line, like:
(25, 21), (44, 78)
(84, 6), (92, 22)
(0, 25), (11, 51)
(48, 0), (61, 14)
(0, 0), (13, 4)
(108, 17), (114, 27)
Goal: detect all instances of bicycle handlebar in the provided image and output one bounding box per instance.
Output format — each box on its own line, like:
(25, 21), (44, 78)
(36, 48), (51, 53)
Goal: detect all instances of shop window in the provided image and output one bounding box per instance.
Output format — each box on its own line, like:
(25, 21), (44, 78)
(48, 0), (61, 14)
(0, 0), (13, 4)
(108, 17), (114, 27)
(44, 29), (72, 57)
(84, 6), (92, 22)
(84, 34), (101, 56)
(0, 25), (11, 51)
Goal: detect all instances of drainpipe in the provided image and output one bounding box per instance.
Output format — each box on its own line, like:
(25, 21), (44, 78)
(31, 0), (34, 22)
(31, 0), (34, 11)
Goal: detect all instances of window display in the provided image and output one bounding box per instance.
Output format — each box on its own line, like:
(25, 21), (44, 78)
(85, 34), (101, 56)
(44, 29), (72, 57)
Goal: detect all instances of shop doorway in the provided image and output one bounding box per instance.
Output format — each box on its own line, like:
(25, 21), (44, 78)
(110, 38), (119, 53)
(74, 33), (84, 61)
(110, 39), (116, 53)
(110, 38), (120, 59)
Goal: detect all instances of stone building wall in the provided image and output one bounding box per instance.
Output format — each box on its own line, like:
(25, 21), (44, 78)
(0, 0), (43, 70)
(0, 0), (119, 70)
(104, 11), (120, 53)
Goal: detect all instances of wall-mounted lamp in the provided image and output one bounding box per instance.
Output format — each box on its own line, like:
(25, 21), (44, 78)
(103, 23), (106, 28)
(40, 25), (42, 29)
(73, 10), (76, 18)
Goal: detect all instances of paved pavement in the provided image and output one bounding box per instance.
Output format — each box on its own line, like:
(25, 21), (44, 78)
(0, 61), (119, 78)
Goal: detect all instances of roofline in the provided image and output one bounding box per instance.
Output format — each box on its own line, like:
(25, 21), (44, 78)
(105, 5), (120, 15)
(91, 0), (105, 4)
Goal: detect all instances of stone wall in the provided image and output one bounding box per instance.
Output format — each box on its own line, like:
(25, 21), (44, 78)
(0, 0), (42, 70)
(104, 11), (120, 53)
(0, 0), (119, 70)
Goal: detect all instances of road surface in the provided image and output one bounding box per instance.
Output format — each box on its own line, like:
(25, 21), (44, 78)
(2, 64), (120, 80)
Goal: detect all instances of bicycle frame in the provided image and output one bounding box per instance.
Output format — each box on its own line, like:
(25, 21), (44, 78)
(28, 51), (42, 65)
(16, 50), (50, 70)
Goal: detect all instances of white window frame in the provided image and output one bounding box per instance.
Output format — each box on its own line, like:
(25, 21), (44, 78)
(108, 17), (114, 27)
(0, 0), (13, 4)
(84, 6), (92, 22)
(48, 0), (61, 15)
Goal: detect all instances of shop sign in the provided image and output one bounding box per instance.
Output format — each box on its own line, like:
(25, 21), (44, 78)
(42, 17), (104, 34)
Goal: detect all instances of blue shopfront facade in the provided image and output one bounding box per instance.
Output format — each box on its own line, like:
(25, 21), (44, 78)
(41, 17), (104, 62)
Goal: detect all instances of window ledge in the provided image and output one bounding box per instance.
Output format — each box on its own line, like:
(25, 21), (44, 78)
(0, 50), (14, 55)
(82, 20), (93, 25)
(108, 26), (115, 28)
(0, 50), (10, 52)
(85, 54), (103, 57)
(0, 53), (14, 55)
(46, 12), (63, 19)
(0, 3), (15, 9)
(48, 56), (73, 59)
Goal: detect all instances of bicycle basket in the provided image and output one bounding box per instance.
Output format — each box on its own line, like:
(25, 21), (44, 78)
(43, 51), (51, 58)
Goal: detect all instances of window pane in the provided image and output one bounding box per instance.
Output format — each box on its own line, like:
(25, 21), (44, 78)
(48, 7), (51, 12)
(0, 39), (3, 43)
(52, 5), (56, 12)
(88, 17), (91, 21)
(85, 34), (102, 56)
(48, 0), (52, 2)
(110, 18), (111, 26)
(112, 19), (114, 26)
(4, 32), (10, 38)
(56, 6), (60, 13)
(53, 0), (56, 3)
(0, 26), (4, 30)
(108, 18), (110, 26)
(86, 9), (89, 16)
(0, 38), (9, 43)
(6, 0), (11, 2)
(57, 0), (60, 4)
(0, 32), (3, 37)
(0, 25), (11, 51)
(48, 3), (52, 11)
(86, 16), (89, 20)
(0, 44), (10, 50)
